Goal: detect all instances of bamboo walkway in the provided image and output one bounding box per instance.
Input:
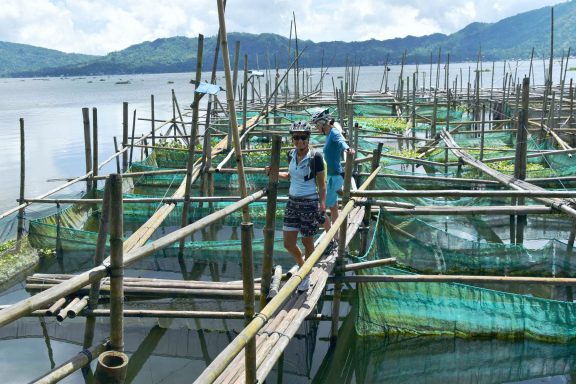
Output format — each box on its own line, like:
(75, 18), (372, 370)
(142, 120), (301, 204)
(215, 205), (365, 384)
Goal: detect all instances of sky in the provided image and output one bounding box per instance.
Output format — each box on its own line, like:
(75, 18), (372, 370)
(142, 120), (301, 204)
(0, 0), (567, 56)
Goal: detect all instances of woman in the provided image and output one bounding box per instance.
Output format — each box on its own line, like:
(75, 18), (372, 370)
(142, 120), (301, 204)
(310, 109), (355, 242)
(267, 121), (326, 293)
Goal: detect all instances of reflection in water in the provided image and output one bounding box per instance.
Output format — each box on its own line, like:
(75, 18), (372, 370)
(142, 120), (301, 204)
(314, 306), (576, 384)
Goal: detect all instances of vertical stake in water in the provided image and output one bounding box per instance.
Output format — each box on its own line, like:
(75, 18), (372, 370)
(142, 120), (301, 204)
(547, 7), (554, 95)
(109, 174), (124, 352)
(480, 104), (486, 162)
(331, 151), (355, 341)
(82, 107), (93, 191)
(95, 192), (128, 384)
(241, 222), (257, 383)
(431, 96), (438, 138)
(232, 40), (241, 99)
(122, 102), (128, 173)
(17, 118), (25, 248)
(92, 108), (99, 189)
(230, 41), (241, 151)
(569, 79), (574, 129)
(260, 135), (281, 309)
(360, 144), (383, 255)
(150, 95), (155, 147)
(179, 33), (204, 257)
(513, 77), (530, 244)
(129, 109), (136, 167)
(113, 137), (120, 174)
(412, 72), (416, 150)
(217, 0), (251, 223)
(242, 55), (249, 136)
(83, 179), (111, 350)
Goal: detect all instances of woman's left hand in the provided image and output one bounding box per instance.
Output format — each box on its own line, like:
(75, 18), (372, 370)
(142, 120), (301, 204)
(319, 201), (326, 213)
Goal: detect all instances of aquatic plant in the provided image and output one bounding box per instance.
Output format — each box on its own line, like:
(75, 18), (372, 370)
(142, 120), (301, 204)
(356, 117), (407, 134)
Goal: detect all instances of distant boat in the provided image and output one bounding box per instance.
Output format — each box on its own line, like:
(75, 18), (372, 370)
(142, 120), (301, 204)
(167, 81), (174, 84)
(115, 80), (131, 85)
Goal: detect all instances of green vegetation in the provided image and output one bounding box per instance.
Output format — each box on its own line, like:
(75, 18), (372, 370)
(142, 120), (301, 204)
(0, 41), (97, 77)
(388, 149), (420, 159)
(488, 160), (546, 173)
(0, 239), (15, 253)
(0, 237), (39, 286)
(357, 117), (406, 134)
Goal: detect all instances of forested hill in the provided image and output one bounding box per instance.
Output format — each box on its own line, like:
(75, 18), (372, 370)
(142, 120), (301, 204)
(0, 41), (97, 76)
(2, 1), (575, 77)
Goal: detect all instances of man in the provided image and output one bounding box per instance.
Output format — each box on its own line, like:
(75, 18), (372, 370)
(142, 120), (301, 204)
(311, 109), (355, 245)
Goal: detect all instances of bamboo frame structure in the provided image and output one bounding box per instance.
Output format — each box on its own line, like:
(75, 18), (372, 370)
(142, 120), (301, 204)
(2, 8), (576, 383)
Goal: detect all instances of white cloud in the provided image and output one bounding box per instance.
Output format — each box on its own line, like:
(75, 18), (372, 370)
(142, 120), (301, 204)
(0, 0), (566, 55)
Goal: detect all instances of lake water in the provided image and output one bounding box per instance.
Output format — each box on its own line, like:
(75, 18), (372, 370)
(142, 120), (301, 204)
(1, 61), (575, 383)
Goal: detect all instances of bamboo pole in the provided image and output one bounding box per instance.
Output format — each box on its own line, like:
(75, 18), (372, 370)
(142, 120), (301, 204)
(260, 135), (281, 309)
(28, 276), (261, 290)
(94, 350), (128, 384)
(56, 297), (80, 322)
(241, 222), (257, 384)
(179, 33), (204, 256)
(266, 265), (282, 303)
(381, 205), (552, 215)
(441, 129), (576, 220)
(46, 297), (66, 316)
(479, 104), (486, 161)
(109, 174), (125, 352)
(217, 0), (251, 223)
(232, 40), (241, 100)
(83, 179), (111, 349)
(343, 257), (396, 272)
(17, 118), (25, 246)
(547, 7), (554, 94)
(113, 136), (120, 173)
(0, 189), (265, 328)
(172, 90), (190, 141)
(27, 284), (257, 300)
(92, 107), (99, 186)
(193, 168), (379, 384)
(514, 78), (530, 181)
(67, 295), (89, 318)
(30, 339), (109, 384)
(350, 190), (576, 198)
(23, 195), (279, 205)
(242, 55), (249, 134)
(122, 102), (128, 172)
(151, 95), (155, 147)
(339, 274), (576, 285)
(360, 144), (382, 254)
(82, 108), (93, 191)
(330, 151), (355, 340)
(129, 109), (137, 166)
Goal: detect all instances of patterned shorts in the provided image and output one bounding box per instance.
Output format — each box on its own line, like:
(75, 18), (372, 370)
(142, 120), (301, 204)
(283, 197), (325, 238)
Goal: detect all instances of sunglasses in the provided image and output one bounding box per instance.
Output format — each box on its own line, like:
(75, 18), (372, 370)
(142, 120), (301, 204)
(292, 135), (309, 141)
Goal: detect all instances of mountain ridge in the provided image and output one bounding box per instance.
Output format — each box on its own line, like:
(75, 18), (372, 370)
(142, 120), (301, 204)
(1, 1), (574, 77)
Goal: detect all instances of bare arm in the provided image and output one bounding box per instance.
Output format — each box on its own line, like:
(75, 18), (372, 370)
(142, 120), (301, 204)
(264, 166), (290, 180)
(316, 170), (326, 212)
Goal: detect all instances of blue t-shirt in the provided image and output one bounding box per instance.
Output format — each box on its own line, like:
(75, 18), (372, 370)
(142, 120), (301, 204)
(288, 149), (324, 198)
(323, 128), (349, 175)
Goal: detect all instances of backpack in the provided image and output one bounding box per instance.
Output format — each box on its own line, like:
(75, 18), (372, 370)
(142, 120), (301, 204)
(287, 148), (325, 182)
